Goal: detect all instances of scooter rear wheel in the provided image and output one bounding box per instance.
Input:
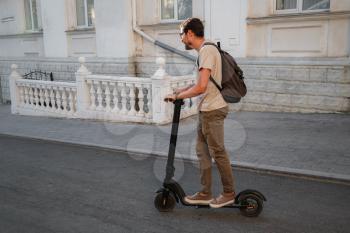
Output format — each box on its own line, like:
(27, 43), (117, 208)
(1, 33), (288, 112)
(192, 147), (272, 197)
(238, 193), (263, 217)
(154, 192), (176, 212)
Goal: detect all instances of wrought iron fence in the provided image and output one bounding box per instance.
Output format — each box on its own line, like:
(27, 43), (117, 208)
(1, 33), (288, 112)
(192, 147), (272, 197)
(24, 70), (53, 81)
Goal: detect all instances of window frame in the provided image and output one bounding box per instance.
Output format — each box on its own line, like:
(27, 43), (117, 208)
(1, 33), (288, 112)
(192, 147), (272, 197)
(24, 0), (39, 32)
(159, 0), (192, 23)
(76, 0), (95, 29)
(274, 0), (330, 15)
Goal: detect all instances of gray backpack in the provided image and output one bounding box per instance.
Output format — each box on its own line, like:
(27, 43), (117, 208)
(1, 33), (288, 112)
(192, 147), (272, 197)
(200, 42), (247, 103)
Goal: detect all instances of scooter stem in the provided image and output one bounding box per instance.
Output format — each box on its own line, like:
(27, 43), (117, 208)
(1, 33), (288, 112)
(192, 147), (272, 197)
(164, 99), (184, 183)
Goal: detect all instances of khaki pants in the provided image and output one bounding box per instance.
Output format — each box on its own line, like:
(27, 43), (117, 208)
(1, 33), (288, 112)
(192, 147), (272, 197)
(196, 106), (235, 195)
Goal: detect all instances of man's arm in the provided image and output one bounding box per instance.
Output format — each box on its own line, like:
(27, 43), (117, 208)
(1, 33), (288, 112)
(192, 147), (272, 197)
(164, 68), (211, 102)
(173, 84), (195, 95)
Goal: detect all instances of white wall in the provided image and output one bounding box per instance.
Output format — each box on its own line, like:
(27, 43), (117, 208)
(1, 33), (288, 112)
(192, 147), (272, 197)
(67, 31), (96, 57)
(0, 0), (25, 35)
(95, 0), (135, 58)
(137, 0), (158, 25)
(267, 21), (329, 57)
(204, 0), (247, 57)
(40, 0), (68, 57)
(0, 34), (44, 57)
(246, 0), (350, 58)
(247, 0), (272, 18)
(331, 0), (350, 11)
(0, 0), (44, 57)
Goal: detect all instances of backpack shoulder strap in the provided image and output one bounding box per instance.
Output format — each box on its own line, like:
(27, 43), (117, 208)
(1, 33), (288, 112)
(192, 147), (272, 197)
(199, 42), (222, 91)
(203, 42), (219, 50)
(209, 76), (222, 91)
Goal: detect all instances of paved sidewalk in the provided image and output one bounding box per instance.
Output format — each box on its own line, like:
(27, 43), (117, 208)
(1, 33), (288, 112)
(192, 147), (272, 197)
(0, 104), (349, 183)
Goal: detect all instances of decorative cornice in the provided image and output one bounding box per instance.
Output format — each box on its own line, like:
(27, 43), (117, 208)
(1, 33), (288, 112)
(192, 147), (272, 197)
(0, 31), (43, 39)
(65, 27), (96, 35)
(247, 11), (350, 25)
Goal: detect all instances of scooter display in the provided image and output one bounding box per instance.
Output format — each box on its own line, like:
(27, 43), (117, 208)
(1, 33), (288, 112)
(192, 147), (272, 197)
(154, 99), (266, 217)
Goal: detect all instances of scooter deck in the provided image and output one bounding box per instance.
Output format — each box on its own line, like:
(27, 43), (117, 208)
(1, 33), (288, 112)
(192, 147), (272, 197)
(189, 203), (244, 209)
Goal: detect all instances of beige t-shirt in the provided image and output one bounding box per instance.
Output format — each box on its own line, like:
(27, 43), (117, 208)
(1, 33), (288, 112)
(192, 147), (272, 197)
(197, 41), (227, 112)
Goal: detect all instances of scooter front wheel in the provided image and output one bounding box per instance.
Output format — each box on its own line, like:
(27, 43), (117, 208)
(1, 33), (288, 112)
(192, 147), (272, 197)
(154, 192), (176, 212)
(238, 193), (263, 217)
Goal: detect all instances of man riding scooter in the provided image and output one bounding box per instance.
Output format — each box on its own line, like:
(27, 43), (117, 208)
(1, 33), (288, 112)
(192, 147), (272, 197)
(164, 18), (235, 208)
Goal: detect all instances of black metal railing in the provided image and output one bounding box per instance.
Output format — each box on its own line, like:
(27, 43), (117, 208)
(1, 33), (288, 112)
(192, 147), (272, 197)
(24, 70), (54, 81)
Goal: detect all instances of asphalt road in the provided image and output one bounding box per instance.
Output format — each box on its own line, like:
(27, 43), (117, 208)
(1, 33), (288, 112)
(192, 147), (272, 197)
(0, 135), (349, 233)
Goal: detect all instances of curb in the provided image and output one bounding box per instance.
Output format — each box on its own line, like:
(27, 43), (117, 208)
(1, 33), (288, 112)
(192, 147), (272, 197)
(1, 132), (349, 186)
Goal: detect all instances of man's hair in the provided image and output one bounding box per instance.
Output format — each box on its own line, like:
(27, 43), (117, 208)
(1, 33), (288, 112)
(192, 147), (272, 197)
(180, 18), (204, 37)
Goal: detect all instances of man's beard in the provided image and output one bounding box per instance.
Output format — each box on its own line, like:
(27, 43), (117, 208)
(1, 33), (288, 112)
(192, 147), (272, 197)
(185, 44), (193, 50)
(184, 42), (193, 50)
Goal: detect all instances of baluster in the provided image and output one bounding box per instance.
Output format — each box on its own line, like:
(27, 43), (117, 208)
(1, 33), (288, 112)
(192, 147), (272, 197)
(19, 85), (24, 107)
(183, 81), (188, 90)
(61, 87), (68, 114)
(24, 85), (29, 107)
(67, 88), (74, 114)
(49, 87), (55, 111)
(128, 83), (136, 116)
(44, 88), (50, 111)
(37, 85), (42, 109)
(185, 96), (191, 110)
(37, 86), (43, 110)
(136, 84), (145, 117)
(55, 87), (62, 113)
(71, 88), (77, 114)
(96, 81), (103, 111)
(38, 85), (44, 110)
(73, 89), (77, 113)
(34, 87), (39, 109)
(36, 86), (41, 109)
(120, 83), (127, 114)
(112, 82), (120, 113)
(146, 84), (152, 118)
(88, 80), (96, 110)
(104, 82), (112, 112)
(29, 86), (34, 107)
(181, 99), (187, 115)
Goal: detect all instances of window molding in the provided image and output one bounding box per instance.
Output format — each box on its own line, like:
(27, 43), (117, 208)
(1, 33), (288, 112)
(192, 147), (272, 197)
(65, 27), (96, 35)
(75, 0), (95, 29)
(24, 0), (41, 32)
(273, 0), (330, 15)
(0, 31), (43, 39)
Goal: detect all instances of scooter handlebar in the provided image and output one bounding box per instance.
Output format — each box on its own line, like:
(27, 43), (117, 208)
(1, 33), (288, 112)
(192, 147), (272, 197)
(173, 99), (184, 105)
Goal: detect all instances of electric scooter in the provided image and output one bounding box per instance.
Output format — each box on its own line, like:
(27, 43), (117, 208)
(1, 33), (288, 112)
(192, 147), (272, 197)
(154, 99), (266, 217)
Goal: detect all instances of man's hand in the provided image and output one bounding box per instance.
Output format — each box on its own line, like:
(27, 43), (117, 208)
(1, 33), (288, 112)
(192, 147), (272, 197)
(164, 93), (177, 102)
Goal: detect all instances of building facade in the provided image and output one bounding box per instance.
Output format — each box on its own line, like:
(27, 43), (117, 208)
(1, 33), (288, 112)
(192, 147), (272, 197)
(1, 0), (349, 112)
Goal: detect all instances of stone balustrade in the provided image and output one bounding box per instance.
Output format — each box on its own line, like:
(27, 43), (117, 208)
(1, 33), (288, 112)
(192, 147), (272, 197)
(9, 57), (198, 124)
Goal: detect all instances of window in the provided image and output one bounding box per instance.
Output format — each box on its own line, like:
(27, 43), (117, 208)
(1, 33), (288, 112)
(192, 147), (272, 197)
(161, 0), (192, 21)
(24, 0), (39, 31)
(302, 0), (330, 11)
(276, 0), (330, 13)
(76, 0), (95, 27)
